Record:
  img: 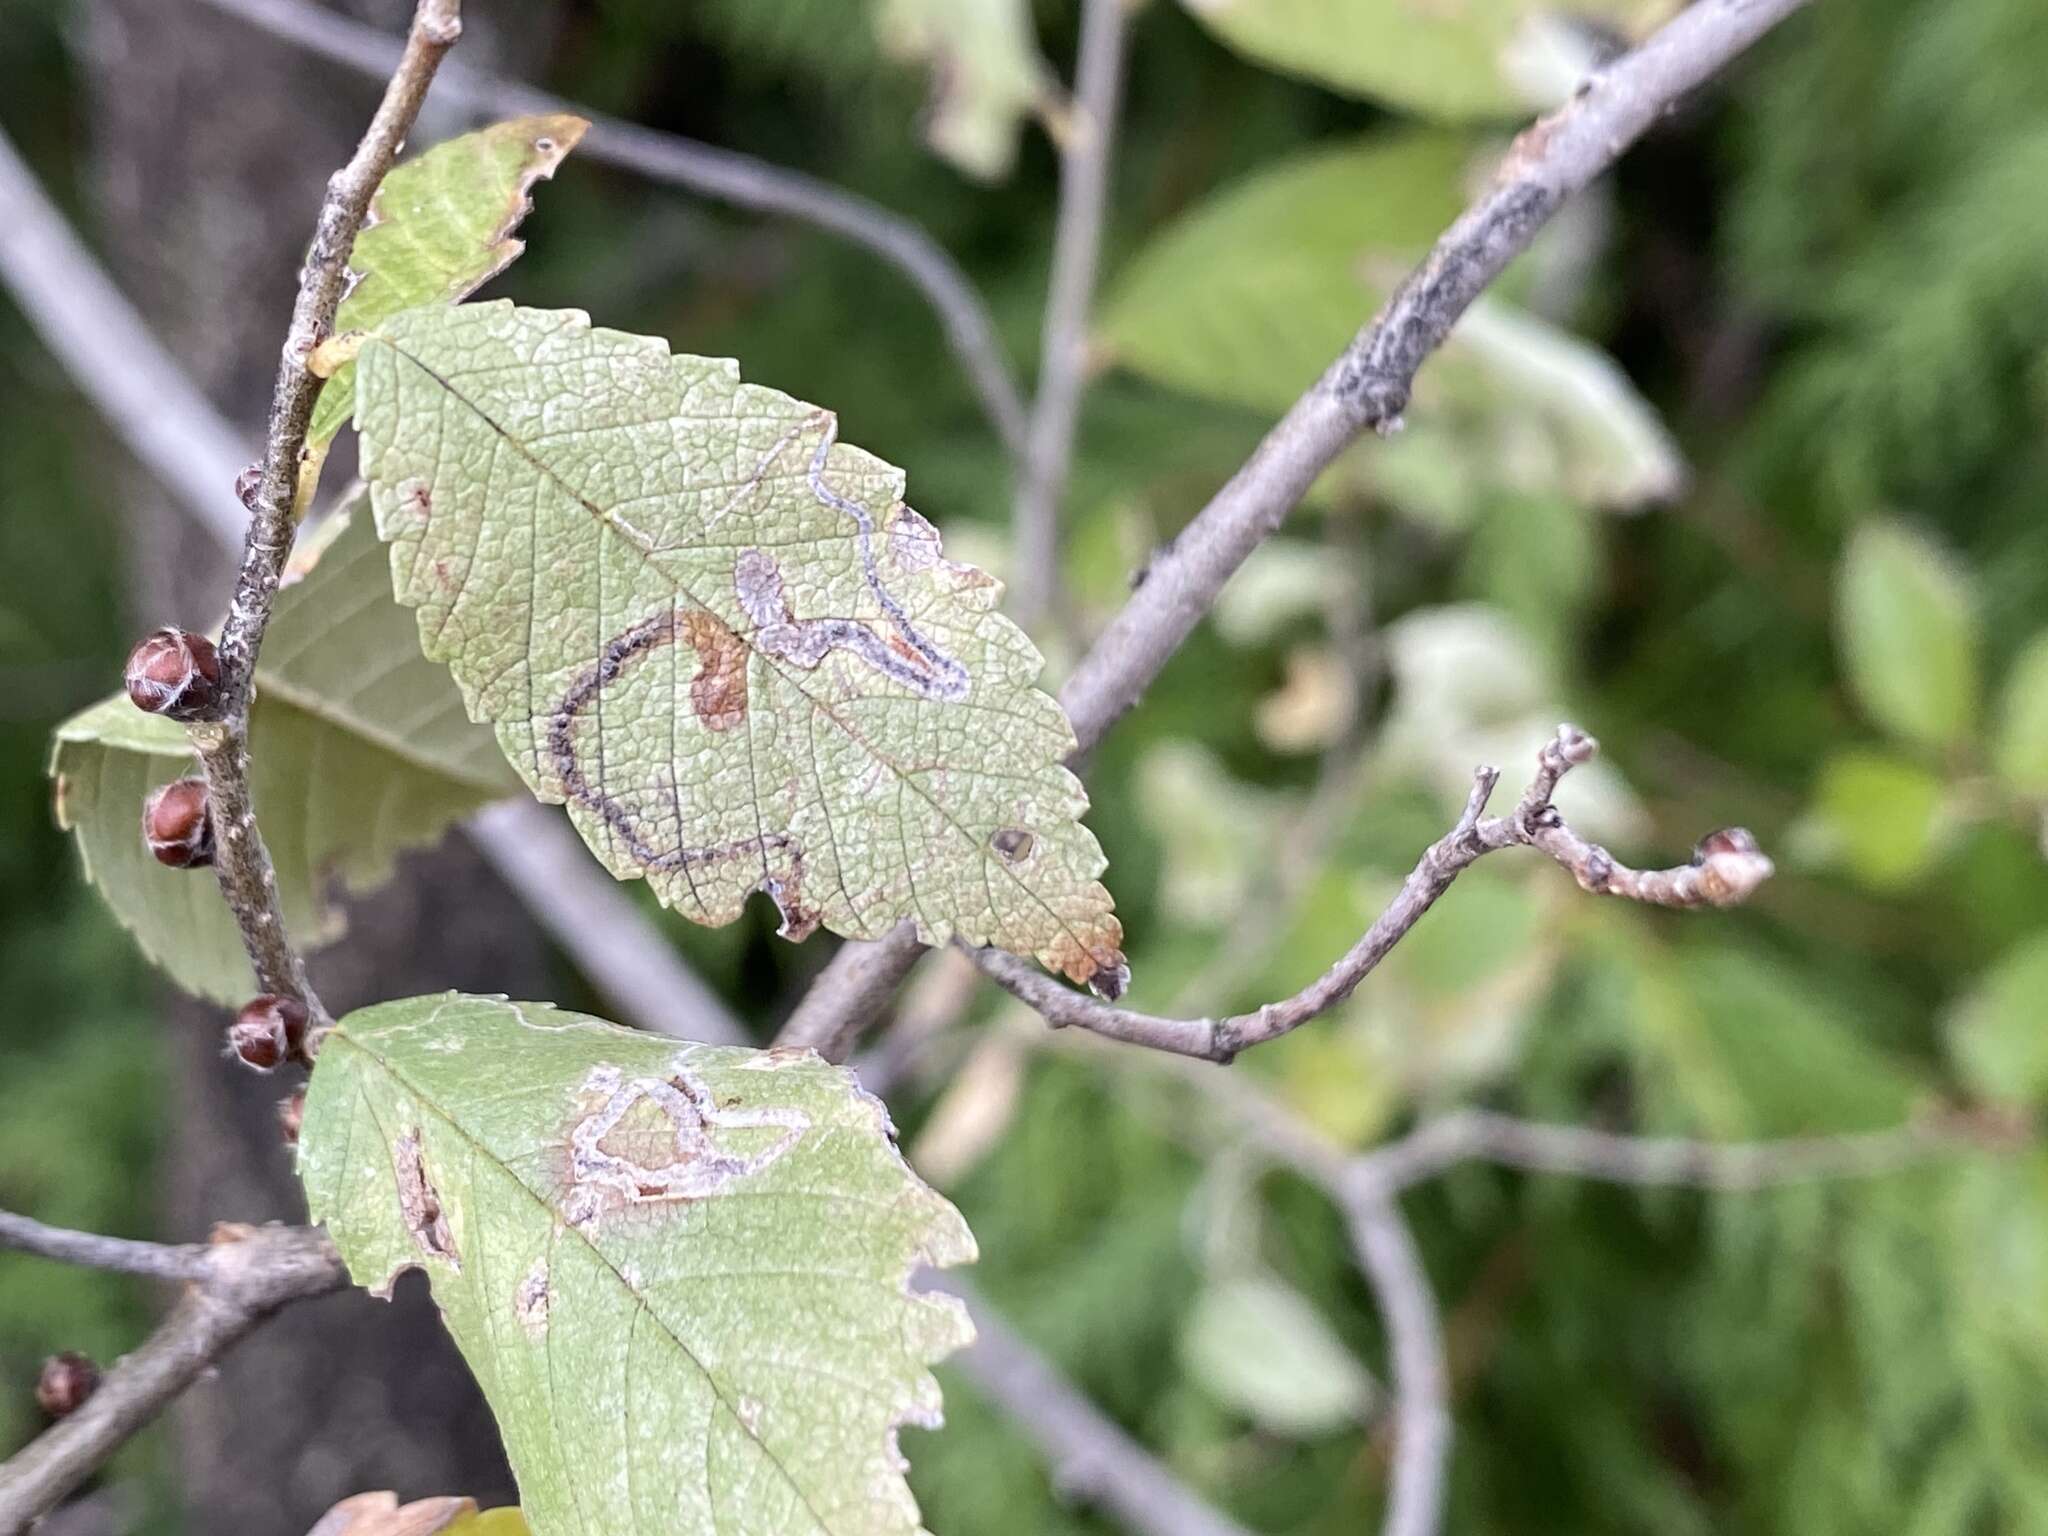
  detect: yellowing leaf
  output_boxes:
[306,115,587,453]
[299,994,974,1536]
[50,507,519,1002]
[305,1493,515,1536]
[1176,0,1679,121]
[1836,520,1980,752]
[352,301,1127,993]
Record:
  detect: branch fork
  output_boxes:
[979,725,1775,1064]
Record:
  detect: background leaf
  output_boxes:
[49,508,518,1002]
[1798,750,1950,891]
[299,993,974,1536]
[875,0,1053,180]
[1179,1269,1375,1436]
[306,115,588,453]
[1098,133,1682,517]
[1836,520,1980,752]
[353,300,1126,991]
[1172,0,1678,122]
[1994,630,2048,796]
[1946,933,2048,1105]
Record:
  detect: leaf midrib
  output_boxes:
[373,325,1107,963]
[329,1026,848,1536]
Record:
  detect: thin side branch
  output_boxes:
[189,0,464,1020]
[931,1275,1256,1536]
[975,726,1775,1062]
[0,133,254,545]
[191,0,1030,457]
[1339,1192,1450,1536]
[0,1213,210,1284]
[0,1224,345,1534]
[467,801,747,1045]
[780,0,1812,1058]
[1347,1107,2016,1200]
[1011,0,1130,626]
[777,921,925,1060]
[1054,0,1811,751]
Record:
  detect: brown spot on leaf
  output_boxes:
[560,1067,808,1230]
[763,844,818,941]
[392,1131,459,1277]
[1045,922,1130,1002]
[680,607,748,731]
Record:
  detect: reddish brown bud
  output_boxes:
[35,1352,100,1419]
[142,777,215,868]
[257,994,310,1054]
[277,1090,307,1147]
[227,994,307,1072]
[124,627,221,721]
[235,463,264,511]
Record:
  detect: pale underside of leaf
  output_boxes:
[304,114,588,477]
[299,994,974,1536]
[50,506,518,1002]
[352,300,1126,992]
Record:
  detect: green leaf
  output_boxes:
[1994,630,2048,797]
[1799,750,1950,891]
[1136,744,1290,928]
[352,300,1127,993]
[1173,0,1677,123]
[1668,946,1921,1136]
[50,507,519,1002]
[1180,1270,1375,1436]
[1836,520,1980,751]
[1947,933,2048,1105]
[307,115,588,453]
[876,0,1052,180]
[299,993,974,1536]
[1099,133,1682,514]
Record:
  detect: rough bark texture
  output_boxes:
[78,0,561,1525]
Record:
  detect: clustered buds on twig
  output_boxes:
[226,994,311,1072]
[142,777,216,869]
[278,1089,307,1147]
[35,1351,100,1419]
[123,627,221,721]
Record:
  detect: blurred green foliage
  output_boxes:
[6,0,2048,1531]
